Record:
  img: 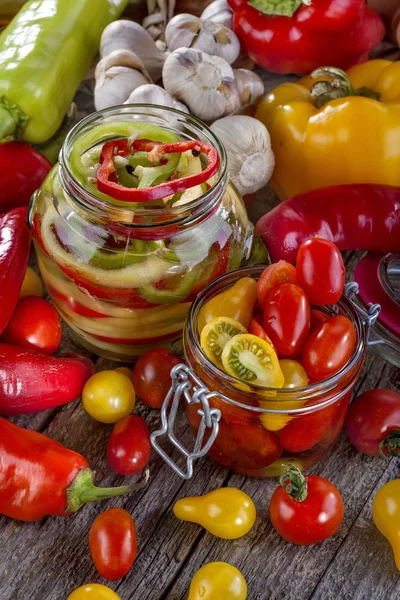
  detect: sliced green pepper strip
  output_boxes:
[147,240,180,263]
[136,153,181,189]
[138,265,202,304]
[89,239,149,270]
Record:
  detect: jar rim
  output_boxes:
[185,266,366,413]
[60,104,228,226]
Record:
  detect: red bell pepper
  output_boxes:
[255,184,400,264]
[228,0,385,74]
[0,142,52,213]
[0,416,148,521]
[0,343,95,415]
[0,206,31,334]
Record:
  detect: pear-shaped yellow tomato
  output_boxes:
[198,277,257,334]
[67,584,121,599]
[174,487,256,539]
[19,266,44,298]
[372,479,400,570]
[188,562,247,600]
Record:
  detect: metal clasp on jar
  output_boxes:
[150,364,221,480]
[344,282,381,339]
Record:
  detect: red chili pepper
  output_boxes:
[0,206,31,334]
[0,343,95,415]
[0,416,148,521]
[96,139,219,202]
[255,184,400,264]
[228,0,384,74]
[0,142,52,213]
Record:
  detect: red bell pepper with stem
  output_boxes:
[0,343,95,415]
[255,184,400,264]
[228,0,384,74]
[0,206,31,334]
[0,417,149,521]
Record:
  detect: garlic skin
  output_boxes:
[124,84,189,113]
[234,69,264,108]
[165,14,240,65]
[94,50,151,110]
[163,48,240,121]
[201,0,234,29]
[211,116,275,195]
[99,20,166,81]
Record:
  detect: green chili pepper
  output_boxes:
[0,0,128,144]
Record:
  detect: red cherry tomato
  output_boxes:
[296,238,345,306]
[0,142,52,213]
[345,388,400,457]
[263,283,310,358]
[310,308,330,332]
[132,348,182,409]
[302,315,356,381]
[1,296,61,354]
[89,508,137,581]
[107,415,151,475]
[270,468,344,545]
[257,261,298,308]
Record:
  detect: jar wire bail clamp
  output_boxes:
[344,281,381,341]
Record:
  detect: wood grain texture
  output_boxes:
[1,66,400,600]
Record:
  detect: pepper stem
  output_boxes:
[310,67,380,109]
[247,0,311,18]
[379,430,400,460]
[244,234,271,267]
[66,467,150,513]
[0,96,28,141]
[279,465,308,502]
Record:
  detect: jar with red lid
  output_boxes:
[151,266,380,479]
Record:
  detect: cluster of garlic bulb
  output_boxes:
[95,0,264,122]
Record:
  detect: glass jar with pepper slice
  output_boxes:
[151,266,378,478]
[29,106,254,360]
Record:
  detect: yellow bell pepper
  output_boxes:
[372,478,400,570]
[255,60,400,200]
[189,562,247,600]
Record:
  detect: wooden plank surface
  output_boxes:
[1,67,400,600]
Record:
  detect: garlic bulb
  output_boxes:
[211,116,275,195]
[165,14,240,65]
[124,84,189,113]
[163,48,240,121]
[94,50,151,110]
[99,20,166,81]
[201,0,234,29]
[234,69,264,108]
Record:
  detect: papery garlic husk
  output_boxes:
[211,116,275,195]
[201,0,234,29]
[165,14,240,65]
[94,50,151,111]
[125,84,189,113]
[99,20,166,81]
[234,69,264,108]
[163,48,240,121]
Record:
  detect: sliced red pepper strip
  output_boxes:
[97,139,219,202]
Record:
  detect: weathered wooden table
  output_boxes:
[1,68,399,600]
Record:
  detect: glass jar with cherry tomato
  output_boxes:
[152,267,373,478]
[29,106,254,360]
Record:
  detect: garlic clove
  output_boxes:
[233,69,264,108]
[99,20,167,81]
[210,115,275,196]
[201,0,234,29]
[165,13,240,64]
[124,84,189,113]
[94,66,151,111]
[95,49,152,82]
[163,48,240,122]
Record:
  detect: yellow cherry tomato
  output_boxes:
[82,370,136,424]
[200,317,247,369]
[198,277,257,334]
[279,359,308,388]
[174,487,256,539]
[67,583,121,600]
[115,366,132,378]
[19,266,44,298]
[372,479,400,570]
[222,334,284,388]
[189,562,247,600]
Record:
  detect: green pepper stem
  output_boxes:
[0,96,28,141]
[379,430,400,460]
[247,0,311,18]
[244,234,271,268]
[279,465,308,502]
[66,467,150,513]
[310,67,380,109]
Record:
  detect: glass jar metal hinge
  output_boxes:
[344,281,381,341]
